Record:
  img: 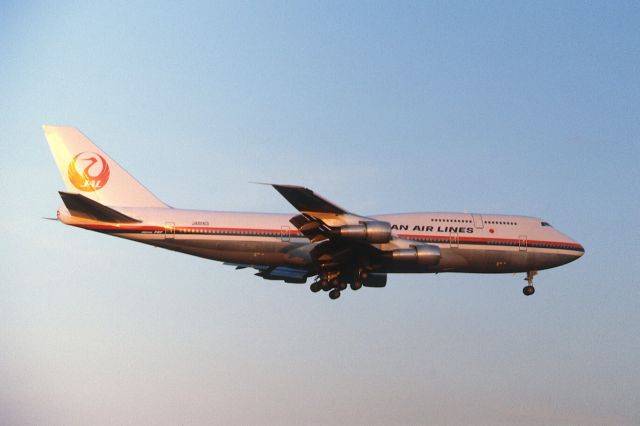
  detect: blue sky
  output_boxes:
[1,1,639,424]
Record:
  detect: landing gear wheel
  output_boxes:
[329,289,341,300]
[338,281,347,291]
[350,281,362,291]
[523,271,537,296]
[319,279,330,290]
[310,282,321,293]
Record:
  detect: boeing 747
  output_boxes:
[44,126,584,300]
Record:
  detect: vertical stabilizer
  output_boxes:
[43,125,168,208]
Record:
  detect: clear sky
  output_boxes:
[1,1,639,425]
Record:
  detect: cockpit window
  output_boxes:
[541,221,552,227]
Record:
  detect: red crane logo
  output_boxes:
[68,152,110,192]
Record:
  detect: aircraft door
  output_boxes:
[472,214,484,229]
[518,235,527,251]
[449,231,459,248]
[281,225,290,242]
[164,222,175,240]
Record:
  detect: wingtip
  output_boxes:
[250,182,307,191]
[271,183,307,190]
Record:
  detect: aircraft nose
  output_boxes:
[570,239,585,258]
[559,230,584,261]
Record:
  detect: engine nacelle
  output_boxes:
[388,245,441,266]
[363,273,387,288]
[336,221,392,244]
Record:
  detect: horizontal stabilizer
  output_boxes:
[59,191,141,223]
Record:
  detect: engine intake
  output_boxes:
[336,221,392,244]
[388,245,441,266]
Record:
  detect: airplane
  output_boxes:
[43,125,585,300]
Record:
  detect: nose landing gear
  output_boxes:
[523,271,537,296]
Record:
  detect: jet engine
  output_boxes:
[335,221,392,244]
[388,244,441,266]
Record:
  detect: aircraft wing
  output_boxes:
[272,184,349,215]
[272,185,397,271]
[272,184,371,244]
[271,184,441,279]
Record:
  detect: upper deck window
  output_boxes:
[541,221,552,227]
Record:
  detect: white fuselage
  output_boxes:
[43,125,585,298]
[58,207,584,275]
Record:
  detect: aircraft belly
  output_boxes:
[111,233,578,275]
[434,247,579,273]
[131,236,312,267]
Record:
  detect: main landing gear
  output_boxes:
[523,271,537,296]
[310,269,367,300]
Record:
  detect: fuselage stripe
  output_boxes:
[76,224,585,253]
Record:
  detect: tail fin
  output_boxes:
[43,125,168,208]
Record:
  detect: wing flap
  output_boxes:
[224,263,310,284]
[255,266,309,283]
[289,214,329,243]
